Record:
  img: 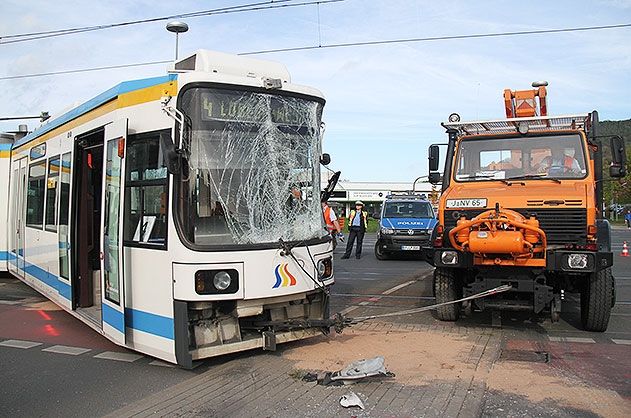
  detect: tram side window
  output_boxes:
[45,156,60,232]
[123,130,169,248]
[26,160,46,229]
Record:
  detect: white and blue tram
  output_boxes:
[0,50,334,367]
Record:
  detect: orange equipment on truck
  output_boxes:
[426,82,627,331]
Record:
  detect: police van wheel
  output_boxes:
[374,243,389,260]
[434,268,461,321]
[580,267,613,332]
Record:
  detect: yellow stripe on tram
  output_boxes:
[13,80,178,154]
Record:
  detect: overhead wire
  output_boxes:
[240,22,631,55]
[0,22,629,81]
[0,0,344,45]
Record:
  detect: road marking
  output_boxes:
[0,339,43,349]
[338,273,432,316]
[42,345,91,356]
[149,360,176,367]
[94,351,144,362]
[383,280,418,295]
[612,339,631,345]
[548,336,596,343]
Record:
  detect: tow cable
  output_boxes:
[345,284,513,326]
[250,285,513,334]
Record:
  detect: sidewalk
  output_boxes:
[106,322,631,417]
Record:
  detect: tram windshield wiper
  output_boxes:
[506,173,562,183]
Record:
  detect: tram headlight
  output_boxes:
[317,257,333,281]
[213,271,232,290]
[195,269,239,294]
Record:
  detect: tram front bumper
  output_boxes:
[191,327,321,360]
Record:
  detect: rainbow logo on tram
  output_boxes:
[273,263,297,288]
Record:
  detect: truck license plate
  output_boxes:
[401,245,420,251]
[446,198,487,208]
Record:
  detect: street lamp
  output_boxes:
[0,111,50,122]
[166,21,189,60]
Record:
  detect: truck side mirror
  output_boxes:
[609,135,627,178]
[429,172,441,184]
[320,153,331,166]
[428,145,440,172]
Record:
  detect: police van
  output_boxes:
[374,194,437,259]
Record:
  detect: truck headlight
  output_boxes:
[317,257,333,281]
[441,251,458,265]
[381,227,395,235]
[567,254,588,269]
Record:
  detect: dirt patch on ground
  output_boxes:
[487,361,631,418]
[282,328,477,385]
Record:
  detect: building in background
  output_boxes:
[321,178,436,219]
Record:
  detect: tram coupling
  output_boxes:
[246,312,352,337]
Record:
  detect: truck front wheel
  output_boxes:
[580,267,613,332]
[434,268,462,321]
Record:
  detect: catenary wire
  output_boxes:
[0,22,629,81]
[0,1,344,45]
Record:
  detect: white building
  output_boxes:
[321,175,435,218]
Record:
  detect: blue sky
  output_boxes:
[1,0,630,182]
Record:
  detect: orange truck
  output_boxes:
[427,82,627,331]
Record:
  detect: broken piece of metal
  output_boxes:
[340,392,365,409]
[330,356,394,384]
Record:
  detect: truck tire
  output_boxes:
[374,242,389,260]
[434,268,461,321]
[580,267,613,332]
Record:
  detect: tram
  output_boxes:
[0,50,335,367]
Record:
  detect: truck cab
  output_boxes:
[427,82,627,331]
[374,194,437,260]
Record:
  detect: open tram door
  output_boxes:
[99,119,128,344]
[9,157,27,278]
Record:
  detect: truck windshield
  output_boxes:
[454,134,587,182]
[176,87,325,246]
[383,201,433,218]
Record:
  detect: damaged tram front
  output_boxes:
[3,50,334,369]
[167,52,334,366]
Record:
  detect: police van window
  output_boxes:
[123,130,169,248]
[384,201,432,218]
[45,156,60,232]
[26,160,46,229]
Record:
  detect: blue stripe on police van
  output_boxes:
[102,303,125,334]
[0,251,7,261]
[125,308,174,340]
[13,74,178,149]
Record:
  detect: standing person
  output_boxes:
[625,210,631,229]
[342,201,368,259]
[322,201,343,248]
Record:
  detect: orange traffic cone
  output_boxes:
[621,241,629,257]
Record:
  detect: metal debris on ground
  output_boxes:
[340,392,365,410]
[314,356,395,386]
[331,355,394,384]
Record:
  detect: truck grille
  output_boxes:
[444,208,587,245]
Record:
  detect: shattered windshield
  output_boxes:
[454,134,588,182]
[177,87,325,246]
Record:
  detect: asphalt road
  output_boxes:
[1,229,629,417]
